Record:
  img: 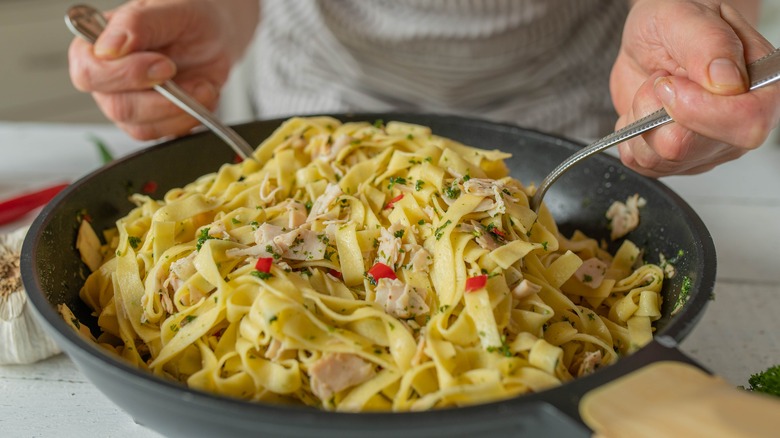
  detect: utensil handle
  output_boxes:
[580,361,780,437]
[531,47,780,212]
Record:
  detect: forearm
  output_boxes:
[628,0,761,24]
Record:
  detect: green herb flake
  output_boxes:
[196,228,215,251]
[415,180,425,191]
[128,236,142,249]
[388,176,407,190]
[251,271,273,280]
[434,220,452,240]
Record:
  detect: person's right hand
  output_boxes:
[69,0,259,140]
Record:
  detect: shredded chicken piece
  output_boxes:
[460,221,501,250]
[307,183,342,222]
[258,172,280,205]
[286,200,308,229]
[511,279,541,300]
[227,224,283,258]
[462,178,517,217]
[658,253,677,279]
[208,220,231,240]
[376,223,404,268]
[606,194,646,240]
[273,228,327,261]
[574,257,609,288]
[313,134,352,161]
[264,338,295,361]
[403,243,431,273]
[373,278,429,319]
[572,350,603,377]
[163,252,197,294]
[423,205,436,221]
[309,352,376,401]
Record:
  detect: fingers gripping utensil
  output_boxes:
[530,47,780,212]
[65,4,255,160]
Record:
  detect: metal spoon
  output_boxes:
[529,47,780,212]
[65,4,255,159]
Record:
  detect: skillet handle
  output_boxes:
[576,337,780,437]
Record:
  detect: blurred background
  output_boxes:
[1,0,779,126]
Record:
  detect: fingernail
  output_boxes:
[94,31,128,58]
[708,58,744,90]
[147,60,176,82]
[654,77,675,106]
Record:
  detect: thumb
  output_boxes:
[658,3,750,96]
[94,2,189,59]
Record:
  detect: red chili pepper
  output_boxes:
[491,228,506,238]
[327,269,343,279]
[141,180,158,194]
[465,275,488,293]
[0,183,69,225]
[384,194,404,210]
[233,154,244,164]
[367,262,397,283]
[255,257,273,273]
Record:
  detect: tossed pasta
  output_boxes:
[67,117,663,411]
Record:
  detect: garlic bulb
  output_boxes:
[0,226,61,364]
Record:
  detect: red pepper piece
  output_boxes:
[465,275,488,293]
[327,269,343,279]
[384,194,404,210]
[0,183,69,225]
[141,180,158,194]
[255,257,273,273]
[367,262,397,283]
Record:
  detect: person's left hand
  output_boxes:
[610,0,779,177]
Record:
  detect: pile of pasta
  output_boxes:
[71,117,664,411]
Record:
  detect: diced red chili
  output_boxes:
[367,262,397,283]
[465,275,488,293]
[141,180,158,194]
[327,269,343,279]
[384,194,404,210]
[0,182,69,225]
[255,257,273,273]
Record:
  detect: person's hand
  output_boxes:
[610,0,779,177]
[68,0,259,140]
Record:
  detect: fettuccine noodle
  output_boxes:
[70,117,663,411]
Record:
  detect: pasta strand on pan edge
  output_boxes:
[63,117,663,411]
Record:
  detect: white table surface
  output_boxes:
[1,122,778,437]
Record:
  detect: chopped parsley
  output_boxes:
[418,219,425,225]
[434,220,452,240]
[394,229,405,239]
[671,276,692,315]
[196,228,215,251]
[388,176,407,190]
[231,217,241,225]
[415,180,425,191]
[443,184,461,199]
[251,271,273,280]
[128,236,141,249]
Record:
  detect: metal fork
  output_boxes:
[529,47,780,212]
[65,4,255,159]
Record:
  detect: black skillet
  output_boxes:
[21,113,715,437]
